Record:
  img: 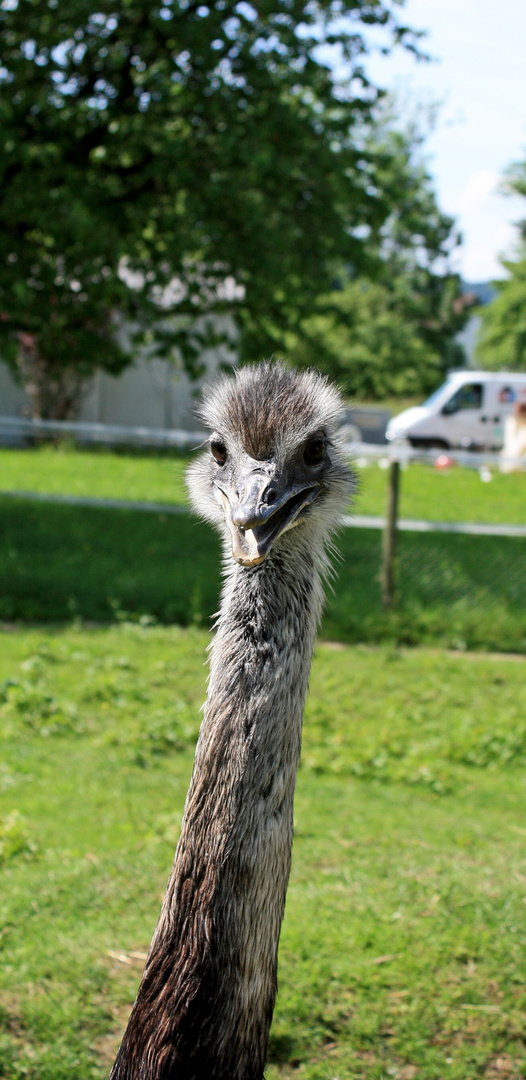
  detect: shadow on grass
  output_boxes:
[0,497,220,626]
[1,498,525,651]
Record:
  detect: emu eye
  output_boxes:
[211,439,227,465]
[303,438,326,468]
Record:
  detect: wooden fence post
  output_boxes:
[381,459,400,609]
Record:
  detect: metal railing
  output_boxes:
[2,414,525,470]
[0,415,205,449]
[342,438,526,472]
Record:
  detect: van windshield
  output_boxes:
[423,383,451,409]
[442,383,483,414]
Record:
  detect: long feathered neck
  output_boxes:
[110,543,324,1080]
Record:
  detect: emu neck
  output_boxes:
[110,550,323,1080]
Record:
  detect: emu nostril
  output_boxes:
[267,490,276,505]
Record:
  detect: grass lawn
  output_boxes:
[355,461,526,526]
[1,624,525,1079]
[1,444,525,525]
[0,445,189,507]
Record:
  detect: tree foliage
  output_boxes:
[475,159,526,372]
[287,278,443,399]
[475,255,526,371]
[0,0,460,417]
[288,118,466,399]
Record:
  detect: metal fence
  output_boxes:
[0,414,204,449]
[340,442,526,612]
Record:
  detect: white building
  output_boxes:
[0,312,237,440]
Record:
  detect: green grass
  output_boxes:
[1,444,525,525]
[355,461,526,526]
[0,497,220,626]
[1,624,525,1079]
[0,445,190,506]
[1,496,525,652]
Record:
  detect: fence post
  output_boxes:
[381,459,400,609]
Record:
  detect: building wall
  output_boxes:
[0,361,28,417]
[0,313,237,433]
[456,314,483,367]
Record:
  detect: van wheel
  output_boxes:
[409,438,450,450]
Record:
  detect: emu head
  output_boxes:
[187,363,354,568]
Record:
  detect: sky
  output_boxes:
[363,0,526,282]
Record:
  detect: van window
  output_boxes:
[498,386,516,404]
[442,383,483,415]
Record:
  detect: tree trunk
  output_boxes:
[16,332,86,420]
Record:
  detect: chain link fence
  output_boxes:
[0,426,525,651]
[322,444,526,652]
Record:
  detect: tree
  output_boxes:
[475,255,526,371]
[0,0,429,417]
[475,159,526,372]
[371,124,466,377]
[287,278,444,399]
[288,116,466,398]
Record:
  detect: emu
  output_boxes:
[110,362,354,1080]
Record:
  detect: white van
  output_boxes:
[385,371,526,450]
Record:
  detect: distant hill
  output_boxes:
[461,280,497,306]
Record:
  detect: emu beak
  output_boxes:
[218,471,320,568]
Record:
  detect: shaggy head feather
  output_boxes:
[187,362,354,568]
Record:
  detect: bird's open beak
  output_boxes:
[218,472,320,567]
